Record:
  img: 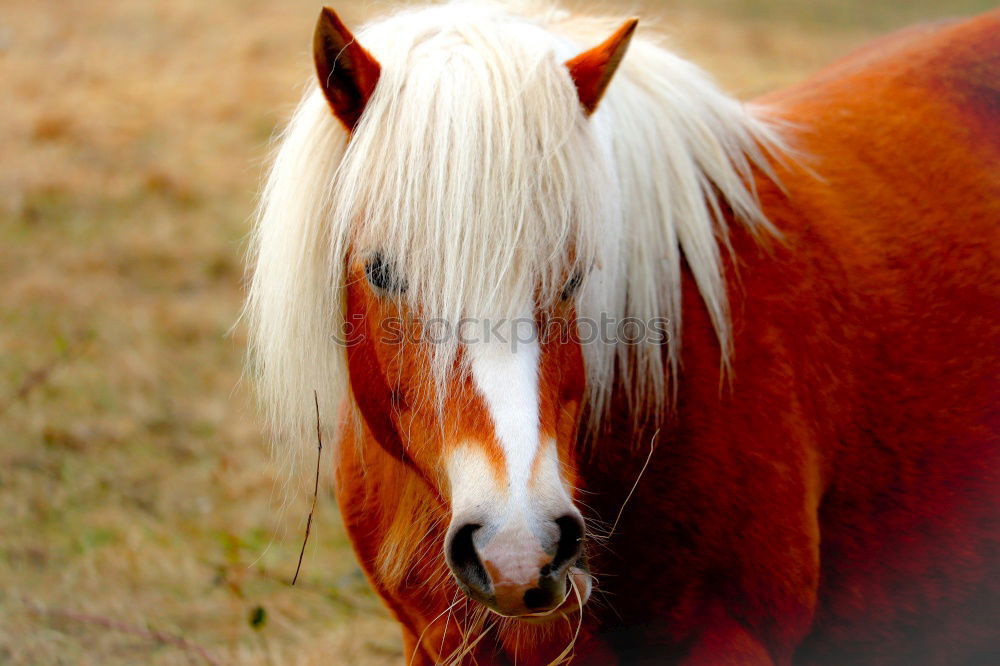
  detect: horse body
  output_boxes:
[248,4,999,664]
[580,16,1000,664]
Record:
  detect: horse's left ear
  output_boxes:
[314,7,381,132]
[565,18,639,115]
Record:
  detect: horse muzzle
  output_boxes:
[445,512,589,618]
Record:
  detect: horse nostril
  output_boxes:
[447,523,490,597]
[523,586,552,610]
[550,514,585,574]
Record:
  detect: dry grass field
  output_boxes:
[1,1,993,664]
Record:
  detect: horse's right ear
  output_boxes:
[313,7,381,133]
[565,18,638,115]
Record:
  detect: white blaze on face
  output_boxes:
[466,321,541,497]
[443,315,590,606]
[446,314,574,538]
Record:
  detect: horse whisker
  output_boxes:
[408,599,462,666]
[545,574,586,666]
[608,430,659,538]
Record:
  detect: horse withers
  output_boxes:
[246,3,999,664]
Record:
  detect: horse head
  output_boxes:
[314,7,636,619]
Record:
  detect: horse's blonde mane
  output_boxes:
[246,0,782,478]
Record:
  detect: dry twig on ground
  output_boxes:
[292,390,324,585]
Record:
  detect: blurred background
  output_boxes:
[1,1,994,664]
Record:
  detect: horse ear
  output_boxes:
[313,7,382,132]
[564,19,639,115]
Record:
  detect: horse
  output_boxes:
[245,2,1000,664]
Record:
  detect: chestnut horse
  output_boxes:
[246,3,999,664]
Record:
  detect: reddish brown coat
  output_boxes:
[336,12,999,665]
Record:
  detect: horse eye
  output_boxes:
[364,253,407,294]
[561,270,584,301]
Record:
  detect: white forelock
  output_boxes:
[245,0,783,477]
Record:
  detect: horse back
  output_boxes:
[756,8,1000,435]
[763,10,1000,129]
